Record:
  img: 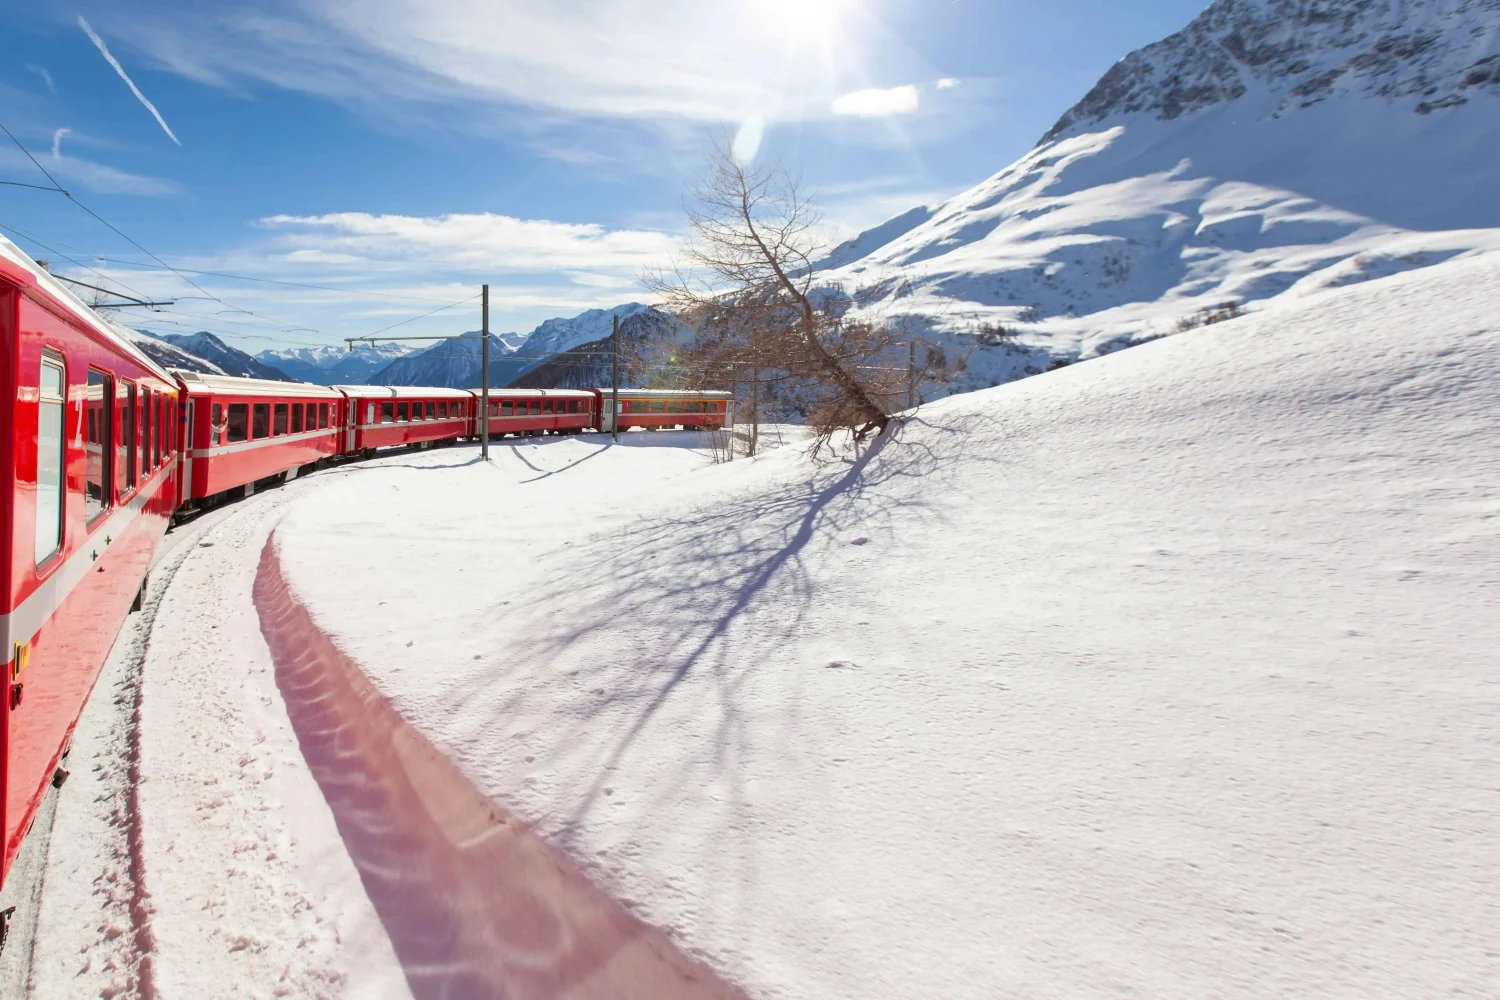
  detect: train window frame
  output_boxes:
[542,399,554,414]
[252,402,270,439]
[291,403,304,434]
[380,401,393,423]
[36,353,67,565]
[426,401,435,420]
[319,403,329,429]
[529,400,541,415]
[212,403,225,445]
[117,381,136,494]
[141,390,153,473]
[396,401,408,422]
[84,369,112,523]
[668,399,684,413]
[500,400,513,416]
[649,399,666,413]
[227,403,248,442]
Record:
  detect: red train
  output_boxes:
[0,239,735,934]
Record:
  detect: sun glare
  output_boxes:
[754,0,855,36]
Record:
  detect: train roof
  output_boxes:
[174,370,344,398]
[336,384,476,399]
[594,388,736,398]
[470,387,595,398]
[0,235,175,384]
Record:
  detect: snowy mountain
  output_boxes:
[827,0,1500,390]
[364,305,676,388]
[256,343,415,385]
[362,332,519,388]
[508,306,693,389]
[153,331,293,380]
[123,328,229,376]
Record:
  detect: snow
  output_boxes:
[230,251,1495,998]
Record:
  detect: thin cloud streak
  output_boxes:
[27,64,56,93]
[51,128,71,158]
[77,16,183,146]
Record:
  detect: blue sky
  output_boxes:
[0,0,1209,353]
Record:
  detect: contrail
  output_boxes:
[52,127,71,159]
[77,16,181,146]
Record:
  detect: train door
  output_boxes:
[181,399,195,503]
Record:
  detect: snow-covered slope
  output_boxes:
[828,0,1500,390]
[363,332,517,387]
[517,303,655,361]
[155,332,293,380]
[272,251,1500,999]
[124,329,229,376]
[257,343,415,385]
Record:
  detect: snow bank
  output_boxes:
[274,250,1500,999]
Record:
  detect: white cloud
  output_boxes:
[832,85,920,118]
[732,115,766,165]
[86,0,919,125]
[0,147,177,196]
[936,77,960,89]
[51,127,71,158]
[257,211,677,273]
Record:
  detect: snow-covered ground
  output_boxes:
[28,251,1499,998]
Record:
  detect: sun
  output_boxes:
[753,0,856,36]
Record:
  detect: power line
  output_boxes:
[0,219,468,302]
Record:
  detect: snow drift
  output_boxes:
[275,249,1500,999]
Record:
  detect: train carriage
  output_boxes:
[176,372,346,505]
[593,388,736,433]
[1,241,180,890]
[478,388,595,439]
[338,385,474,456]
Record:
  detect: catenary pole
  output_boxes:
[611,313,620,443]
[481,284,490,461]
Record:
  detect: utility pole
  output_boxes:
[751,366,760,458]
[908,340,916,411]
[481,284,490,461]
[611,313,620,443]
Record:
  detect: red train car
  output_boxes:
[479,389,595,439]
[338,386,474,456]
[177,372,346,506]
[1,243,180,891]
[593,388,736,433]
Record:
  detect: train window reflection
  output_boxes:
[37,356,66,562]
[85,370,111,521]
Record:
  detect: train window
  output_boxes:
[668,400,684,413]
[499,400,512,416]
[212,403,224,445]
[488,400,499,417]
[395,401,407,422]
[649,399,665,413]
[252,403,270,439]
[85,371,112,521]
[528,400,540,415]
[376,401,389,422]
[426,401,436,420]
[568,400,579,414]
[685,401,700,413]
[36,356,66,563]
[542,400,554,414]
[154,393,163,466]
[319,403,329,429]
[291,403,304,434]
[438,401,448,418]
[224,404,246,442]
[118,381,136,493]
[271,403,287,436]
[140,390,152,472]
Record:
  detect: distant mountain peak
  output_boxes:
[1044,0,1500,143]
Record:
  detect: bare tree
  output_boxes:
[647,136,949,453]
